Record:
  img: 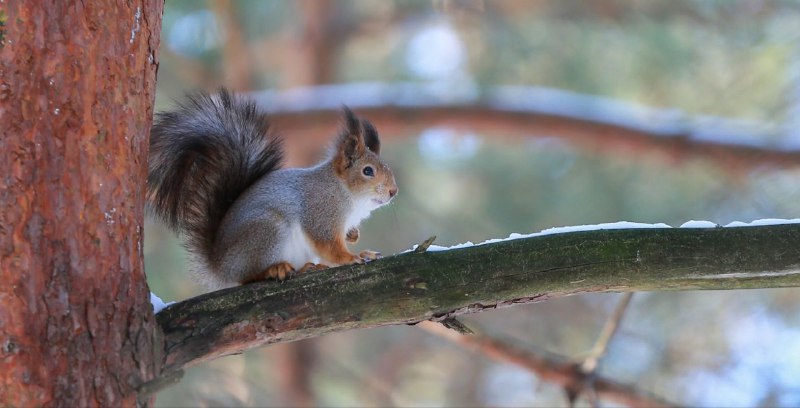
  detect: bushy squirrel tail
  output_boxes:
[147,89,283,261]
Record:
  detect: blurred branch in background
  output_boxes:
[208,0,253,91]
[418,320,668,408]
[580,293,634,374]
[284,0,337,88]
[273,341,316,407]
[578,292,635,407]
[252,83,800,171]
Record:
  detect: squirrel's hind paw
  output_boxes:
[241,261,295,284]
[266,262,295,281]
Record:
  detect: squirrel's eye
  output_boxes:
[362,166,374,177]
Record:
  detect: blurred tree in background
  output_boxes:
[147,1,800,406]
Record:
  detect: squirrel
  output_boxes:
[147,89,398,288]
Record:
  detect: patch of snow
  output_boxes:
[724,218,800,227]
[150,292,175,314]
[680,220,719,228]
[533,222,672,236]
[425,242,475,252]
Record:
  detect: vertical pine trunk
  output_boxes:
[0,1,163,405]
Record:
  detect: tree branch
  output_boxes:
[152,224,800,394]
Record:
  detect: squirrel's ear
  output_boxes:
[362,120,380,155]
[343,106,361,138]
[334,107,366,172]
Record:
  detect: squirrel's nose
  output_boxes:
[389,187,398,198]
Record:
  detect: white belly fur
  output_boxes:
[280,222,320,269]
[345,196,376,231]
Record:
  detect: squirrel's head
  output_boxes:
[332,107,398,210]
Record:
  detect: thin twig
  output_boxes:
[576,293,635,407]
[438,317,474,334]
[581,293,635,374]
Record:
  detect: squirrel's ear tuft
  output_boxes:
[334,107,366,173]
[342,106,361,138]
[362,120,380,155]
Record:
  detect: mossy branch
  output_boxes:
[152,225,800,397]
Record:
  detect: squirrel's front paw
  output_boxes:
[298,262,330,273]
[346,227,360,244]
[348,255,366,265]
[359,250,382,261]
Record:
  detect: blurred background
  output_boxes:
[146,1,800,406]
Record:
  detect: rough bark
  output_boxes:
[153,225,800,388]
[0,1,163,406]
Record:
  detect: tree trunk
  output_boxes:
[0,1,163,406]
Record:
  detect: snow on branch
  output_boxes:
[406,218,800,252]
[148,222,800,401]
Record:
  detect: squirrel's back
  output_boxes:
[147,89,283,265]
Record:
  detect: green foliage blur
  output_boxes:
[147,1,800,407]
